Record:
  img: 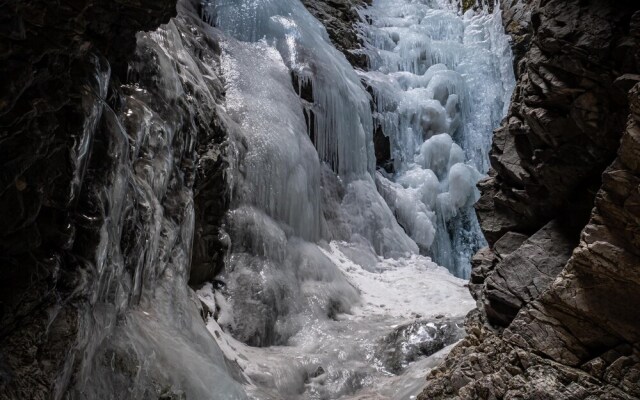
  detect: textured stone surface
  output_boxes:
[300,0,371,69]
[377,318,464,374]
[483,220,576,327]
[420,310,638,400]
[420,1,640,398]
[0,0,239,397]
[507,84,640,368]
[478,0,639,246]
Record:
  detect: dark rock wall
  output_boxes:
[0,0,233,397]
[0,0,175,396]
[420,1,640,398]
[479,0,639,244]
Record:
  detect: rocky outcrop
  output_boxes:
[378,318,465,374]
[482,220,576,327]
[420,82,640,399]
[478,0,639,243]
[300,0,371,69]
[420,1,640,398]
[0,0,176,397]
[0,0,238,397]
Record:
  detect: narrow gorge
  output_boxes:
[0,0,638,399]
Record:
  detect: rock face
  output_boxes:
[300,0,371,69]
[0,0,175,397]
[0,0,236,397]
[419,1,640,398]
[478,0,639,243]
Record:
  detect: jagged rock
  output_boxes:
[493,231,528,258]
[501,0,534,72]
[300,0,371,69]
[478,0,639,240]
[377,318,464,374]
[421,1,640,399]
[505,84,640,371]
[419,310,637,400]
[484,220,576,327]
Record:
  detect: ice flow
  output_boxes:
[188,0,513,398]
[360,0,515,278]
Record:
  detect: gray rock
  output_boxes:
[377,318,464,374]
[493,231,528,258]
[484,220,576,327]
[420,2,640,399]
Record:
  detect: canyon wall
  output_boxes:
[419,0,640,398]
[0,0,242,397]
[0,0,174,396]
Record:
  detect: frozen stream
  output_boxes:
[194,0,513,398]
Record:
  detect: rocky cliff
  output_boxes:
[0,0,175,396]
[0,0,240,397]
[419,0,640,398]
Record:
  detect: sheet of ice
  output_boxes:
[222,38,323,242]
[359,0,515,277]
[217,0,419,261]
[215,0,375,179]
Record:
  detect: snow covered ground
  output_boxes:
[198,242,474,399]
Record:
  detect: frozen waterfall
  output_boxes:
[189,0,514,398]
[49,0,515,396]
[360,0,515,278]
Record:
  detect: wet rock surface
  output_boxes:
[378,318,465,374]
[0,0,239,397]
[0,0,175,397]
[420,1,640,398]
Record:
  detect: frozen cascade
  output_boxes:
[360,0,516,278]
[215,0,376,179]
[180,0,515,397]
[64,0,510,398]
[192,0,498,398]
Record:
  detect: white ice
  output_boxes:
[360,0,515,277]
[215,0,376,179]
[198,242,473,399]
[195,0,511,398]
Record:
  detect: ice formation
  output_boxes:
[360,0,516,277]
[193,0,514,397]
[216,0,375,178]
[199,244,473,399]
[49,0,516,396]
[77,0,512,398]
